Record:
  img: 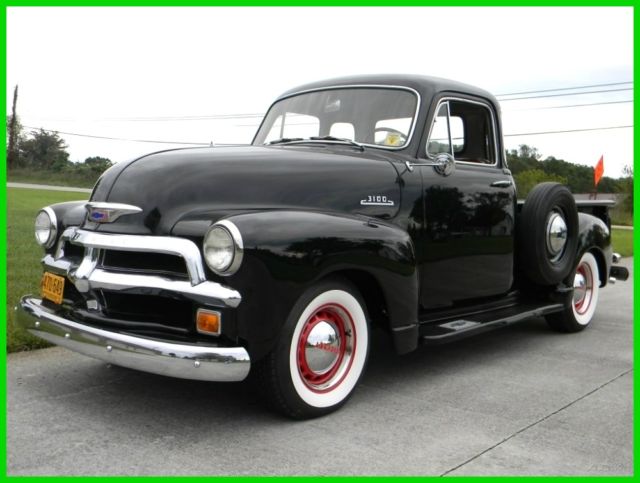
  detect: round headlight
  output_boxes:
[203,220,243,276]
[34,207,57,248]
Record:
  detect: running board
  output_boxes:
[419,302,564,345]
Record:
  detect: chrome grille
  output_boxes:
[42,227,241,310]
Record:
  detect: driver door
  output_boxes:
[417,97,516,309]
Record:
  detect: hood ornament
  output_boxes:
[85,202,142,223]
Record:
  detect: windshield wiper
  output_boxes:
[266,136,365,151]
[309,136,365,151]
[267,137,304,145]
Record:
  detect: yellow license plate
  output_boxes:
[41,272,65,305]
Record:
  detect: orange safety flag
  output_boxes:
[594,155,604,187]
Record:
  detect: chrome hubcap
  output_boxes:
[297,305,355,393]
[573,263,593,315]
[546,211,568,261]
[304,321,341,374]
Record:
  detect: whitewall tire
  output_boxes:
[256,279,369,419]
[546,251,600,332]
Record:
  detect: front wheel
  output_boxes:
[546,251,600,332]
[256,279,369,419]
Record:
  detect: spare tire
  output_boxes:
[518,182,578,285]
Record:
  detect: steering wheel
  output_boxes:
[374,127,407,146]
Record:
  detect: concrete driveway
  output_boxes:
[7,258,633,476]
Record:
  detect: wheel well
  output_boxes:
[326,269,390,331]
[588,248,607,287]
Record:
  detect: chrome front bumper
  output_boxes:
[17,296,251,382]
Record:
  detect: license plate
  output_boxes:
[41,272,65,305]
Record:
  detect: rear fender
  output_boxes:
[575,212,612,287]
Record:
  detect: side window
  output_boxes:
[330,122,355,140]
[450,116,465,153]
[427,99,497,164]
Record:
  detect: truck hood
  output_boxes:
[87,145,402,235]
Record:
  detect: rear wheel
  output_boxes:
[256,279,369,419]
[546,251,600,332]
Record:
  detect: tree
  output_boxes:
[514,169,567,198]
[6,114,24,168]
[19,129,70,170]
[506,144,542,175]
[6,85,20,169]
[83,156,113,173]
[617,165,633,214]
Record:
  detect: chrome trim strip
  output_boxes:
[260,84,422,151]
[59,227,207,285]
[85,202,143,223]
[88,269,242,307]
[42,254,72,275]
[425,96,500,168]
[17,296,250,382]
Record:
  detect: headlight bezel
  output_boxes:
[203,219,244,276]
[34,207,58,249]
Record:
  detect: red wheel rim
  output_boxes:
[296,303,356,393]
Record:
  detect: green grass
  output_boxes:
[611,228,633,257]
[610,205,634,226]
[8,168,97,189]
[7,188,89,352]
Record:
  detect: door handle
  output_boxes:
[490,180,513,188]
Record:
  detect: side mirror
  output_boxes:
[405,152,456,177]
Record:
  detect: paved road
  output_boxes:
[7,182,92,193]
[7,258,633,476]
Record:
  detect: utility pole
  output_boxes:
[7,84,19,169]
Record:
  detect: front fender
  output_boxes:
[220,210,418,360]
[42,201,88,254]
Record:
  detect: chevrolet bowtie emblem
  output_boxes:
[85,202,142,223]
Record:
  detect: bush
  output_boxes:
[514,169,567,198]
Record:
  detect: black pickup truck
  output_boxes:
[18,75,629,419]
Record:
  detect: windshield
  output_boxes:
[253,87,419,149]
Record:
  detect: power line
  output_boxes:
[504,125,633,137]
[498,87,633,102]
[495,81,633,97]
[104,113,265,122]
[504,99,633,111]
[22,82,634,124]
[22,125,210,146]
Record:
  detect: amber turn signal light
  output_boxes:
[196,309,221,336]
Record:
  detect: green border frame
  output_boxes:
[2,2,636,480]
